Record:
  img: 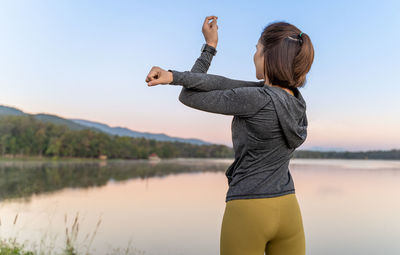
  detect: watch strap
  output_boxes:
[202,43,217,56]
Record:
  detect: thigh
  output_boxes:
[220,199,279,255]
[265,194,306,255]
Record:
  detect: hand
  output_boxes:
[202,15,218,48]
[145,66,173,86]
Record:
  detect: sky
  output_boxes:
[0,0,399,151]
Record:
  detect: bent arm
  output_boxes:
[172,44,268,117]
[174,44,264,91]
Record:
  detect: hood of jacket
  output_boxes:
[262,85,308,149]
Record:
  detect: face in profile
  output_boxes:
[253,38,265,81]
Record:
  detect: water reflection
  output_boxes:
[0,158,231,202]
[0,158,399,255]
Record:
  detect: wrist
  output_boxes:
[207,42,217,49]
[167,70,174,84]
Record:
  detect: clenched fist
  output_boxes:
[145,66,173,86]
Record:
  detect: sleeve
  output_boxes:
[190,45,214,73]
[169,70,264,92]
[175,77,271,117]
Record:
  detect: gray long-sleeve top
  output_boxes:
[168,44,308,202]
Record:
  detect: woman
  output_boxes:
[146,16,314,255]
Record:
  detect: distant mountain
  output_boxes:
[70,118,211,145]
[35,114,99,131]
[0,104,213,146]
[0,105,25,116]
[0,105,100,131]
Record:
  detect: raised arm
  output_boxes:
[173,39,265,92]
[174,43,264,91]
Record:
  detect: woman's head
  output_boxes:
[253,21,314,89]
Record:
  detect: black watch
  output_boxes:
[201,43,217,56]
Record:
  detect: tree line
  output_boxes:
[0,115,234,159]
[293,148,400,160]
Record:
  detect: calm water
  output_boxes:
[0,158,400,255]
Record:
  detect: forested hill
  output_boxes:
[0,115,234,159]
[0,104,212,146]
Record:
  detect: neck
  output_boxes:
[265,82,294,96]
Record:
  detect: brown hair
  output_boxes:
[260,21,314,89]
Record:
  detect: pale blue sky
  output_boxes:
[0,0,399,151]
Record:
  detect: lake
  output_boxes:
[0,158,399,255]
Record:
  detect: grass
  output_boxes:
[0,212,146,255]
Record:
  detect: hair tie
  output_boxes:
[287,33,304,45]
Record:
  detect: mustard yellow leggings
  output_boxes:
[220,193,305,255]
